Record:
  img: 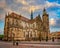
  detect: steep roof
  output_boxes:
[8,12,30,22]
[7,12,42,23]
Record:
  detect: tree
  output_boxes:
[0,35,4,40]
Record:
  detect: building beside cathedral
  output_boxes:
[4,9,50,41]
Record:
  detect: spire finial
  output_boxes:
[38,14,40,18]
[31,10,33,20]
[43,8,46,11]
[43,8,47,14]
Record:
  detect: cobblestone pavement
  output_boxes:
[0,41,60,48]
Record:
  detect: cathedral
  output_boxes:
[4,8,50,41]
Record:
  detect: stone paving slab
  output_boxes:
[0,44,60,48]
[0,41,60,48]
[0,42,60,48]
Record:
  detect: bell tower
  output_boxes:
[42,8,50,41]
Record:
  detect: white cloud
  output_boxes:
[5,8,13,13]
[48,11,57,16]
[20,5,42,13]
[0,0,6,8]
[0,14,5,21]
[14,0,36,6]
[18,1,60,14]
[49,18,56,26]
[5,8,20,15]
[1,0,60,22]
[13,0,45,13]
[48,10,59,21]
[15,0,28,5]
[0,0,6,21]
[45,1,54,7]
[0,29,3,35]
[45,1,60,8]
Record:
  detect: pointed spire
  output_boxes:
[43,8,47,15]
[38,14,41,21]
[43,8,46,12]
[6,12,9,16]
[31,10,33,20]
[38,14,40,18]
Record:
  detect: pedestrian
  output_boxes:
[52,37,54,42]
[16,41,18,46]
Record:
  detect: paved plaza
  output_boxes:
[0,41,60,48]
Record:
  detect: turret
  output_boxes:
[31,10,33,20]
[43,8,47,15]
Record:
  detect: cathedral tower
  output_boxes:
[42,8,50,41]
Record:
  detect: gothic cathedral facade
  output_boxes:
[4,9,50,41]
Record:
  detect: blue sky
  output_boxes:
[0,0,60,34]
